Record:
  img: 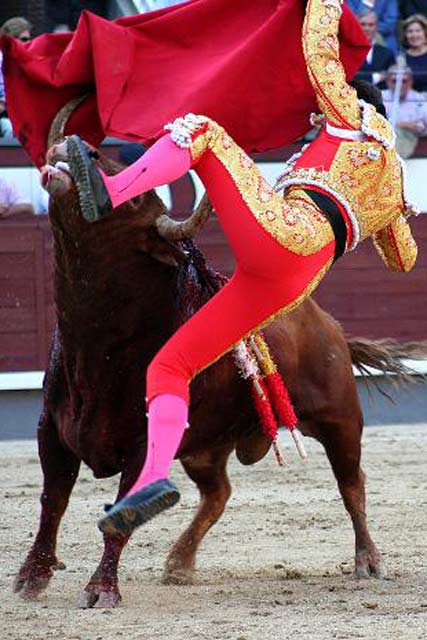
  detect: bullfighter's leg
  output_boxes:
[67,123,194,221]
[68,115,337,537]
[14,412,81,598]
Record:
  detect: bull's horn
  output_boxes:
[47,95,88,148]
[155,192,213,240]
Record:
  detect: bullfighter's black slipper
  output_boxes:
[67,135,113,222]
[97,479,180,538]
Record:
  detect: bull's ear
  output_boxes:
[138,231,188,267]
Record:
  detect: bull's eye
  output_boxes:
[88,149,100,160]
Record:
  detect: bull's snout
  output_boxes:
[43,140,74,197]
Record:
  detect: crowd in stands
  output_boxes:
[0,175,36,218]
[0,17,32,138]
[0,1,427,161]
[348,3,427,156]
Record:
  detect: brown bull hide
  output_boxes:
[15,151,389,607]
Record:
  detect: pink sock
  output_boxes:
[102,134,192,208]
[127,393,188,495]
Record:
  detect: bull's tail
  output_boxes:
[347,337,427,389]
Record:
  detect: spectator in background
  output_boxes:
[0,55,12,137]
[0,17,33,138]
[0,16,32,41]
[356,10,395,86]
[382,65,427,157]
[0,176,35,218]
[45,0,70,31]
[399,1,427,19]
[402,14,427,92]
[346,0,399,52]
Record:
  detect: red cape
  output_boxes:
[0,0,368,167]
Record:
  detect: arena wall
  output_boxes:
[0,140,426,374]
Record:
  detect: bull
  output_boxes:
[13,103,423,607]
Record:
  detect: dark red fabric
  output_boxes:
[0,0,368,167]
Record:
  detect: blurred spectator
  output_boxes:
[0,111,13,137]
[382,65,427,157]
[346,0,399,52]
[0,51,11,136]
[402,14,427,92]
[0,17,32,41]
[52,24,70,34]
[399,1,427,20]
[356,10,395,86]
[0,70,5,113]
[0,17,33,138]
[0,175,35,218]
[45,1,70,31]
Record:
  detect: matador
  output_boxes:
[66,0,419,537]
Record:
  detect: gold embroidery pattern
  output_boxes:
[303,0,361,129]
[373,216,418,272]
[190,126,211,164]
[189,119,334,256]
[303,0,396,152]
[280,140,407,245]
[359,101,396,149]
[186,114,416,269]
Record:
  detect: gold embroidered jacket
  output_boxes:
[277,0,418,272]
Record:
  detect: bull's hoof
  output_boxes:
[14,567,53,599]
[13,551,60,599]
[355,548,387,579]
[98,479,180,539]
[79,585,122,609]
[162,568,195,586]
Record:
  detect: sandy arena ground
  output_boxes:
[1,423,426,640]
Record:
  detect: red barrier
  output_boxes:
[0,143,426,372]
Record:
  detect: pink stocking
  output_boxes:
[102,134,192,208]
[127,393,188,495]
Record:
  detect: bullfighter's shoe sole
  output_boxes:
[67,135,113,222]
[97,479,180,538]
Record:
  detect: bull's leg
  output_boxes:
[80,455,145,608]
[163,447,232,585]
[315,418,386,579]
[14,414,81,599]
[79,534,130,608]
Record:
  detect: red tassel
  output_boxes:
[265,372,298,430]
[250,377,277,441]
